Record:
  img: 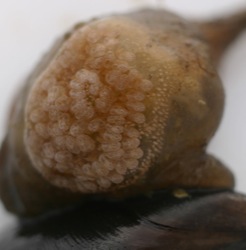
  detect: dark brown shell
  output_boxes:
[1,189,246,250]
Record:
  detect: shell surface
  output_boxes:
[24,10,233,193]
[1,189,246,250]
[0,8,241,216]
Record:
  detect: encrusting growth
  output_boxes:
[25,20,168,193]
[1,8,245,216]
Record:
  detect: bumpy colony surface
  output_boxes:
[24,18,169,193]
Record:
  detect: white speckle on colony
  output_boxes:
[42,143,55,159]
[140,79,153,92]
[88,118,104,132]
[35,123,49,139]
[115,162,127,175]
[65,135,80,154]
[30,109,46,123]
[102,131,122,142]
[128,113,146,124]
[122,138,140,150]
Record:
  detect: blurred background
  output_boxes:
[0,0,245,232]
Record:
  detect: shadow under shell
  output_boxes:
[1,189,246,250]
